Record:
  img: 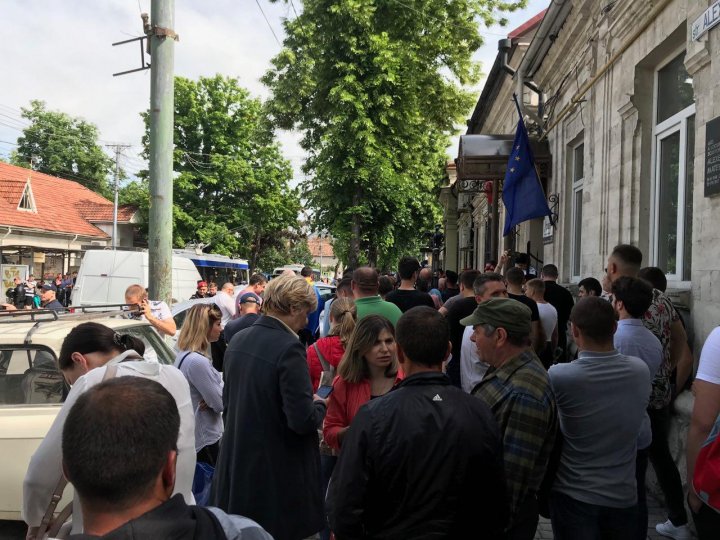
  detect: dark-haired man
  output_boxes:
[465,299,556,539]
[351,267,402,326]
[62,377,271,539]
[578,277,602,298]
[605,244,693,538]
[442,269,481,387]
[611,276,663,540]
[385,257,434,313]
[541,264,574,363]
[548,297,651,540]
[504,267,544,353]
[328,307,507,539]
[235,273,267,311]
[441,270,460,301]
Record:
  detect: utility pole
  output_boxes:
[107,144,131,249]
[147,0,177,305]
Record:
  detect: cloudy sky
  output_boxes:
[0,0,547,183]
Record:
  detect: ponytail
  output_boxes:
[328,297,357,346]
[59,322,144,370]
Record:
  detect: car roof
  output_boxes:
[171,297,218,315]
[0,309,154,354]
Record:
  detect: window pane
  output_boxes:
[573,188,583,276]
[683,116,695,280]
[657,132,680,275]
[573,144,584,182]
[657,53,694,123]
[0,349,64,406]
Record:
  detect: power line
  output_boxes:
[253,0,282,46]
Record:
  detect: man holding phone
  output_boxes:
[124,284,177,337]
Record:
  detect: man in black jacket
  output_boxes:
[62,377,271,540]
[327,306,508,539]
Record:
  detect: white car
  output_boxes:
[0,308,175,521]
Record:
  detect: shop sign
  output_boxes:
[705,116,720,197]
[1,264,29,293]
[692,1,720,41]
[543,216,553,245]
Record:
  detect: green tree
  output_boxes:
[139,75,302,272]
[264,0,524,267]
[11,100,113,197]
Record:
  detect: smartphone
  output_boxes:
[316,385,334,399]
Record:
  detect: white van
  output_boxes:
[71,250,202,306]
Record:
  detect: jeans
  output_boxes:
[635,449,648,540]
[647,406,688,526]
[549,491,638,540]
[691,502,720,540]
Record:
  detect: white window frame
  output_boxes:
[570,143,584,280]
[17,181,37,213]
[650,48,695,285]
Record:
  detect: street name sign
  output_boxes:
[692,1,720,41]
[705,116,720,197]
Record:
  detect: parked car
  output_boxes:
[0,308,175,521]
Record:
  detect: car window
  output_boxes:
[174,309,189,331]
[0,348,65,406]
[119,326,175,365]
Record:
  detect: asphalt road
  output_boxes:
[0,520,24,540]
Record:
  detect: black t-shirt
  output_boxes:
[543,281,574,327]
[441,286,460,302]
[507,292,540,321]
[385,289,435,313]
[445,296,478,387]
[224,313,260,344]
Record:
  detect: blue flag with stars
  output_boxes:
[502,100,551,236]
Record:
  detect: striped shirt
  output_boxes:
[473,349,557,520]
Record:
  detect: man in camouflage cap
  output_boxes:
[462,298,557,540]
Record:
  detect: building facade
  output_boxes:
[442,0,720,350]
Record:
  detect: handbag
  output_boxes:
[34,364,121,539]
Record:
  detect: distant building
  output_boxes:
[306,234,339,278]
[0,162,138,283]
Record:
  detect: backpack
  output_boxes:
[693,411,720,512]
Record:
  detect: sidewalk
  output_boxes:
[534,493,695,539]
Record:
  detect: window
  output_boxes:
[653,51,695,281]
[18,181,37,213]
[570,143,584,278]
[0,348,64,406]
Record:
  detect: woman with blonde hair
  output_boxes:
[323,315,402,451]
[306,297,357,390]
[211,275,328,540]
[175,303,223,466]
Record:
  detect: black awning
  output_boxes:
[455,134,551,192]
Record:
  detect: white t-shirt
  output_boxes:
[697,326,720,385]
[537,302,558,343]
[460,325,489,393]
[22,351,196,532]
[214,290,237,328]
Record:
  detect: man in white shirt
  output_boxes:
[525,279,558,369]
[214,282,237,328]
[124,284,177,337]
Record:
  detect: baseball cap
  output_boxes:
[41,284,55,292]
[460,298,532,335]
[197,281,208,288]
[239,292,261,304]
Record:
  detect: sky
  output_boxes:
[0,0,548,184]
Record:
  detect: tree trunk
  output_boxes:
[349,189,361,269]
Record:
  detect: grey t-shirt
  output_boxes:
[548,350,651,508]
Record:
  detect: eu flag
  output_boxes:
[502,109,551,236]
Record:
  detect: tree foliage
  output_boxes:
[11,100,113,197]
[131,75,303,272]
[264,0,525,267]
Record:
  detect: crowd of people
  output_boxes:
[18,249,720,539]
[3,272,76,312]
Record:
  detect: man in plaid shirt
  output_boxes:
[465,298,557,540]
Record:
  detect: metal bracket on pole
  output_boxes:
[111,35,151,77]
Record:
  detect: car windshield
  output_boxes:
[119,325,175,365]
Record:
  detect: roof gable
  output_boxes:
[0,162,136,238]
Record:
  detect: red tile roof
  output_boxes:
[508,9,548,40]
[0,162,136,238]
[307,236,335,258]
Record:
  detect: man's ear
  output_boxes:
[161,450,177,497]
[496,327,508,347]
[62,460,71,483]
[443,341,452,364]
[396,344,408,367]
[570,322,580,340]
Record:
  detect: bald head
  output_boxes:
[221,282,234,294]
[419,268,432,281]
[352,267,379,297]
